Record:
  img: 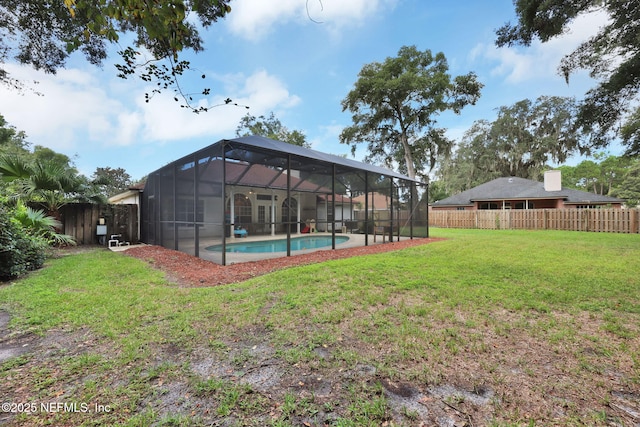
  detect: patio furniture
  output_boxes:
[233,227,248,238]
[344,220,359,234]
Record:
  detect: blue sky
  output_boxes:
[0,0,615,181]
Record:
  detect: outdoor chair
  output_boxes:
[233,226,248,238]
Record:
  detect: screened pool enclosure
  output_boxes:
[140,136,429,265]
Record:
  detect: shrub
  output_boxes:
[0,204,48,280]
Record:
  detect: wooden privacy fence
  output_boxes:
[59,204,138,245]
[429,208,640,234]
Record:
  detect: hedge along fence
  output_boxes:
[429,208,640,234]
[59,204,138,245]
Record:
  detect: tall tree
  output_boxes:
[556,164,580,189]
[340,45,482,180]
[235,112,311,148]
[610,160,640,207]
[32,146,77,172]
[440,96,582,190]
[570,154,631,195]
[91,166,133,198]
[488,96,583,177]
[436,120,503,196]
[427,180,450,204]
[0,0,232,111]
[0,114,30,156]
[574,160,601,194]
[548,153,632,198]
[496,0,640,155]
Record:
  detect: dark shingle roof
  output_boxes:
[226,135,420,182]
[432,177,623,206]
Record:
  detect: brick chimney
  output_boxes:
[544,170,562,192]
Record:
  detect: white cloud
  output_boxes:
[471,8,610,85]
[0,64,126,150]
[309,121,344,153]
[138,69,301,141]
[226,0,398,40]
[0,62,301,151]
[241,70,302,111]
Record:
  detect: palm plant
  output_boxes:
[12,204,76,246]
[0,155,106,220]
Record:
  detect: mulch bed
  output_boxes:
[124,238,444,287]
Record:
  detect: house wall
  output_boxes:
[431,205,472,211]
[316,201,354,232]
[109,193,140,205]
[223,189,358,235]
[433,198,622,210]
[473,199,560,210]
[532,199,563,209]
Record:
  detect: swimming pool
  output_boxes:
[206,235,350,253]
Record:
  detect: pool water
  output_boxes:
[206,235,350,253]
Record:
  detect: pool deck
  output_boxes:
[199,232,409,264]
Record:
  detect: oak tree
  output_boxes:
[0,0,232,111]
[496,0,640,155]
[91,166,133,198]
[437,96,583,194]
[340,45,482,180]
[236,112,311,148]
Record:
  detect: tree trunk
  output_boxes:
[399,132,416,180]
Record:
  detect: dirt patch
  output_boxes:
[0,310,39,364]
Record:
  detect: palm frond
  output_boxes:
[0,155,33,182]
[14,206,76,246]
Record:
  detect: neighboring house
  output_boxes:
[432,170,624,210]
[108,182,145,206]
[352,192,393,213]
[108,182,145,241]
[315,194,355,232]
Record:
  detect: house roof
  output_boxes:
[129,181,146,190]
[108,189,141,204]
[352,192,394,210]
[432,177,624,206]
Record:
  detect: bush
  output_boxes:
[0,205,48,280]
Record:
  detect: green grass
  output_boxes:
[1,228,639,425]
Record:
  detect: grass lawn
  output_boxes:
[0,228,639,426]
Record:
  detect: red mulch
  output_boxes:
[124,238,444,287]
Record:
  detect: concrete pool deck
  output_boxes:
[197,232,410,264]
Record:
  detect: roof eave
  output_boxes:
[469,196,566,202]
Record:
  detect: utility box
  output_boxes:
[96,225,107,236]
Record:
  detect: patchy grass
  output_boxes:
[1,229,639,426]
